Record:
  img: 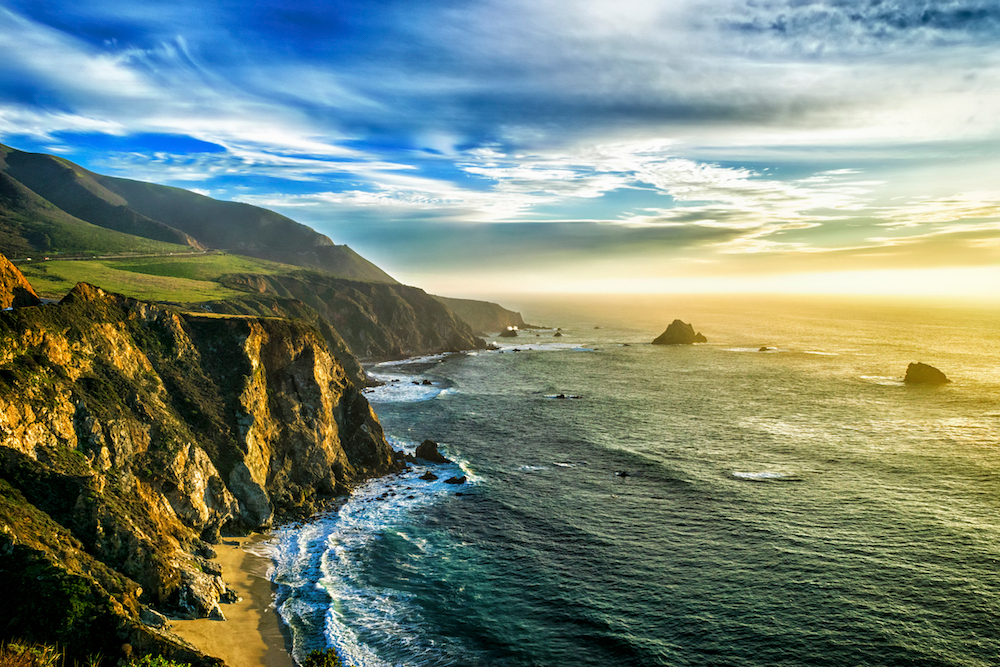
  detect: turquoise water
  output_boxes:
[273,296,1000,666]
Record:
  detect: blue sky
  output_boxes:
[2,0,999,297]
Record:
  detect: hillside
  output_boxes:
[0,256,403,664]
[219,271,487,360]
[19,255,489,384]
[432,295,533,334]
[0,144,396,283]
[0,167,190,258]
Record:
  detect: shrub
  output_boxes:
[0,641,63,667]
[301,649,345,667]
[126,656,191,667]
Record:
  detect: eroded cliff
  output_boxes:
[0,278,401,663]
[218,271,487,360]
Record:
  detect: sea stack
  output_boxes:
[904,362,950,384]
[652,319,707,345]
[415,439,452,463]
[499,326,518,338]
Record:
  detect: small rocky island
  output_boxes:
[652,319,708,345]
[904,362,950,384]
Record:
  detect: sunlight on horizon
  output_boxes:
[405,266,1000,304]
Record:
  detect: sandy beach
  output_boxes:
[171,536,295,667]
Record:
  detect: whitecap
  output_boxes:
[733,471,789,481]
[552,462,575,468]
[491,342,584,353]
[803,350,838,356]
[272,459,476,666]
[372,353,452,368]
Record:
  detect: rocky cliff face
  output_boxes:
[0,277,401,663]
[0,254,40,308]
[431,295,533,334]
[220,272,487,360]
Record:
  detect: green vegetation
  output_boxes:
[18,258,244,302]
[0,642,191,667]
[302,649,346,667]
[0,144,396,283]
[0,641,64,667]
[125,656,191,667]
[108,254,291,281]
[17,252,307,302]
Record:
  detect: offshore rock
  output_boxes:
[652,320,707,345]
[904,362,950,384]
[415,439,451,464]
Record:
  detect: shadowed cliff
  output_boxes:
[218,272,487,361]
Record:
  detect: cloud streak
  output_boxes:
[0,0,998,293]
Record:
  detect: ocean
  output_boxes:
[269,294,1000,667]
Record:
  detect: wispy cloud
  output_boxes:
[1,0,998,292]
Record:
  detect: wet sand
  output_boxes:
[171,536,295,667]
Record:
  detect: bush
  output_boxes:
[126,656,191,667]
[301,649,345,667]
[0,641,63,667]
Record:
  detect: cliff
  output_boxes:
[431,295,533,334]
[0,253,40,308]
[0,277,401,663]
[219,272,487,360]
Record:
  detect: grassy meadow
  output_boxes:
[18,252,294,303]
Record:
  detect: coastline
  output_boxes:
[171,535,295,667]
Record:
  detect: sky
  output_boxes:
[1,0,1000,299]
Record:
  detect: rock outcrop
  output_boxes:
[904,362,950,384]
[0,273,402,663]
[0,254,40,309]
[652,320,707,345]
[415,439,451,464]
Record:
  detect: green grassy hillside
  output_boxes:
[0,170,189,258]
[0,143,397,283]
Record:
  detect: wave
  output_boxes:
[732,471,796,481]
[372,353,453,368]
[491,342,593,353]
[272,440,477,665]
[363,380,443,403]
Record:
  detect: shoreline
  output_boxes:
[171,534,295,667]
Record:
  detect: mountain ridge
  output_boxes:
[0,144,395,283]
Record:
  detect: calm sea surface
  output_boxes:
[271,295,1000,667]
